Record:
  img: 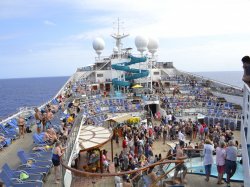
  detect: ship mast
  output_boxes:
[111,18,129,55]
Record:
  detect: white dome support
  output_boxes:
[92,37,105,59]
[147,37,159,91]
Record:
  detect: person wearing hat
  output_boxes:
[203,139,214,182]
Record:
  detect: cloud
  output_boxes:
[70,0,250,39]
[43,20,56,26]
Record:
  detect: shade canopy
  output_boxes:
[78,125,112,151]
[107,114,132,123]
[132,84,143,88]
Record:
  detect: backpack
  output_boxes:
[26,126,32,133]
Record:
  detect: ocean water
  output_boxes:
[194,71,244,88]
[0,76,69,120]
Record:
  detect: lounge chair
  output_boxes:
[32,133,49,146]
[18,149,52,161]
[17,150,52,168]
[0,133,11,146]
[4,163,49,177]
[2,163,44,181]
[0,124,17,139]
[0,170,43,187]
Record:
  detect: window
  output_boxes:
[153,72,160,75]
[248,95,250,102]
[97,74,103,77]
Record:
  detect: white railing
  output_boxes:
[63,113,85,187]
[241,118,250,187]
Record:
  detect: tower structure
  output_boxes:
[111,18,129,55]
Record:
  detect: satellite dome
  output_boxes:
[135,35,148,54]
[93,37,105,56]
[147,37,159,54]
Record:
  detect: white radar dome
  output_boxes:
[147,37,159,54]
[93,37,105,56]
[135,35,148,54]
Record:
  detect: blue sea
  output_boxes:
[0,71,244,120]
[0,76,69,119]
[194,71,244,88]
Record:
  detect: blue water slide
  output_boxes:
[111,55,149,87]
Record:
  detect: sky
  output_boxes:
[0,0,249,79]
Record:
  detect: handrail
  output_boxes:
[130,153,177,182]
[61,158,184,177]
[150,163,182,187]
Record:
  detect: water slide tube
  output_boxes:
[111,55,149,87]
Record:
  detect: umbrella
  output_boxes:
[132,84,143,88]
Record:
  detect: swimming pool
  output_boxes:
[163,156,243,182]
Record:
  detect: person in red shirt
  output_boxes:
[122,137,128,153]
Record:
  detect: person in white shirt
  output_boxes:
[203,139,214,182]
[178,130,185,145]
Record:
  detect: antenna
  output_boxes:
[111,18,129,55]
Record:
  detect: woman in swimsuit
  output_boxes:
[52,141,66,184]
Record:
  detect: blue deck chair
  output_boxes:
[0,170,43,187]
[6,121,18,129]
[32,133,49,146]
[2,164,44,181]
[0,128,17,140]
[0,123,17,135]
[51,98,58,105]
[4,163,49,177]
[17,150,52,168]
[208,117,214,125]
[136,103,141,110]
[229,121,235,131]
[219,118,225,128]
[0,133,11,146]
[214,118,219,124]
[19,149,52,161]
[100,115,105,121]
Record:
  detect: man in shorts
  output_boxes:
[173,141,187,184]
[225,140,237,187]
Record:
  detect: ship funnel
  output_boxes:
[93,37,105,59]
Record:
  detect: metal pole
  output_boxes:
[151,56,153,91]
[111,135,114,162]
